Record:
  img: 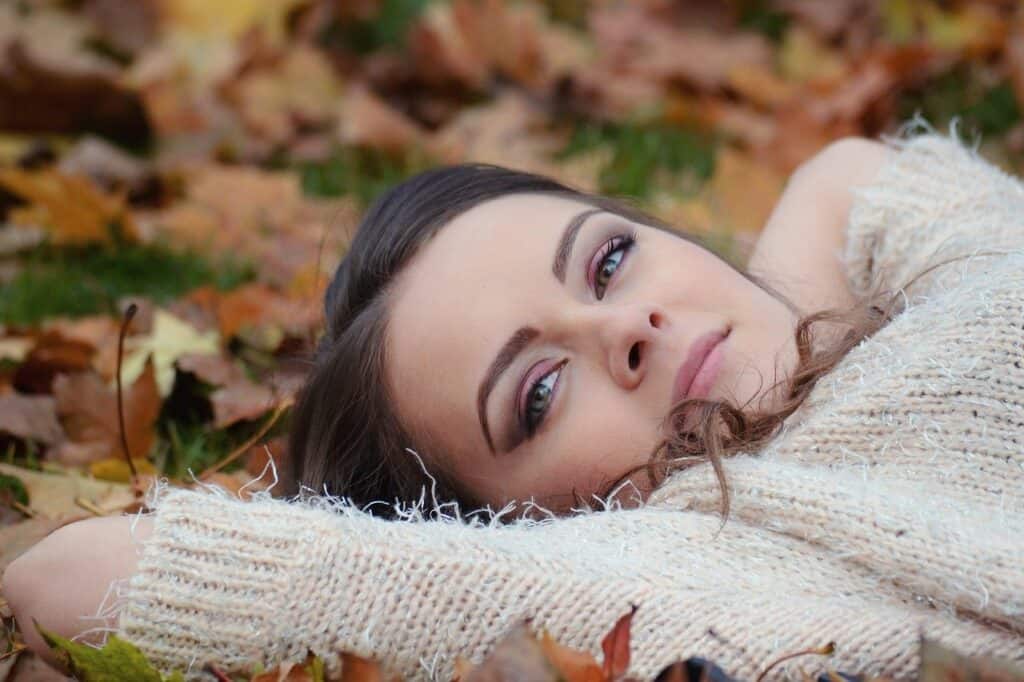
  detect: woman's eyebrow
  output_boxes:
[477,207,606,455]
[552,208,606,283]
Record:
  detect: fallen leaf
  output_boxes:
[229,45,343,146]
[0,395,64,447]
[89,457,158,484]
[460,621,560,682]
[162,0,307,46]
[338,84,428,153]
[0,169,138,245]
[58,136,151,195]
[0,6,150,146]
[53,357,160,465]
[0,338,32,364]
[340,651,394,682]
[176,353,247,387]
[210,380,276,429]
[0,516,81,573]
[0,463,134,521]
[37,625,182,682]
[119,310,220,397]
[13,332,94,395]
[600,604,636,681]
[590,5,772,91]
[7,651,74,681]
[538,630,603,682]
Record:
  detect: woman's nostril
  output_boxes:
[649,312,662,328]
[628,342,642,370]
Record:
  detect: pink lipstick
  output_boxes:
[671,328,729,405]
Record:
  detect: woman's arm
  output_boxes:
[746,137,892,315]
[4,486,1020,681]
[3,514,153,669]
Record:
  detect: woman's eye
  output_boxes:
[523,363,562,434]
[592,234,635,300]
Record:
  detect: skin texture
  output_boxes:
[386,195,800,513]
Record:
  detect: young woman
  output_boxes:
[5,129,1024,681]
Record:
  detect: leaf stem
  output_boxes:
[116,303,138,480]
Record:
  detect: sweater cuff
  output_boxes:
[116,487,341,679]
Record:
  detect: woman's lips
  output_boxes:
[671,328,730,406]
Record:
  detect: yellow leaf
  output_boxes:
[779,25,846,84]
[119,310,220,397]
[0,169,137,245]
[90,458,157,483]
[0,463,132,520]
[161,0,307,45]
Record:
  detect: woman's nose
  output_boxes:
[598,306,666,390]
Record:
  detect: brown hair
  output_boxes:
[288,162,908,523]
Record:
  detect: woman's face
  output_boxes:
[386,193,799,512]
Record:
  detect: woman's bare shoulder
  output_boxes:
[747,138,891,315]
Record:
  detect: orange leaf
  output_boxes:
[539,630,604,682]
[0,168,137,245]
[341,651,394,681]
[52,356,160,466]
[600,605,637,681]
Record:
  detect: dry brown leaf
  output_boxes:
[338,85,428,153]
[229,45,344,145]
[13,332,95,395]
[776,0,871,41]
[600,605,636,681]
[0,169,138,246]
[538,630,604,682]
[1006,17,1024,112]
[0,463,133,520]
[0,395,64,447]
[0,6,150,145]
[339,651,395,682]
[52,357,160,466]
[176,353,247,387]
[590,4,772,91]
[210,380,276,429]
[726,64,797,110]
[459,621,560,682]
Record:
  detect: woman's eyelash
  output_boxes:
[589,231,637,300]
[516,229,634,436]
[519,359,567,436]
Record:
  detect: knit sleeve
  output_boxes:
[115,486,1023,681]
[842,129,1024,299]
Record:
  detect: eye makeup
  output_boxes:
[503,225,639,450]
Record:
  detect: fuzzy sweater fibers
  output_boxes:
[116,134,1024,681]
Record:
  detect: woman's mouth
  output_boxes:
[671,327,730,406]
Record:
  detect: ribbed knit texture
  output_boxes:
[116,131,1024,681]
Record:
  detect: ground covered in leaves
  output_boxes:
[2,0,1024,680]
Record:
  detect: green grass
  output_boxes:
[558,121,716,199]
[0,240,254,325]
[737,0,792,43]
[298,145,435,205]
[319,0,433,54]
[898,65,1022,138]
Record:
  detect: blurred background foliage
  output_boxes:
[0,0,1023,526]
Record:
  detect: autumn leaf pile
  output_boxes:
[2,0,1024,680]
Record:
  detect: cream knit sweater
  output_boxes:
[116,133,1024,681]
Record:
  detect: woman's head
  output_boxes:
[290,163,896,520]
